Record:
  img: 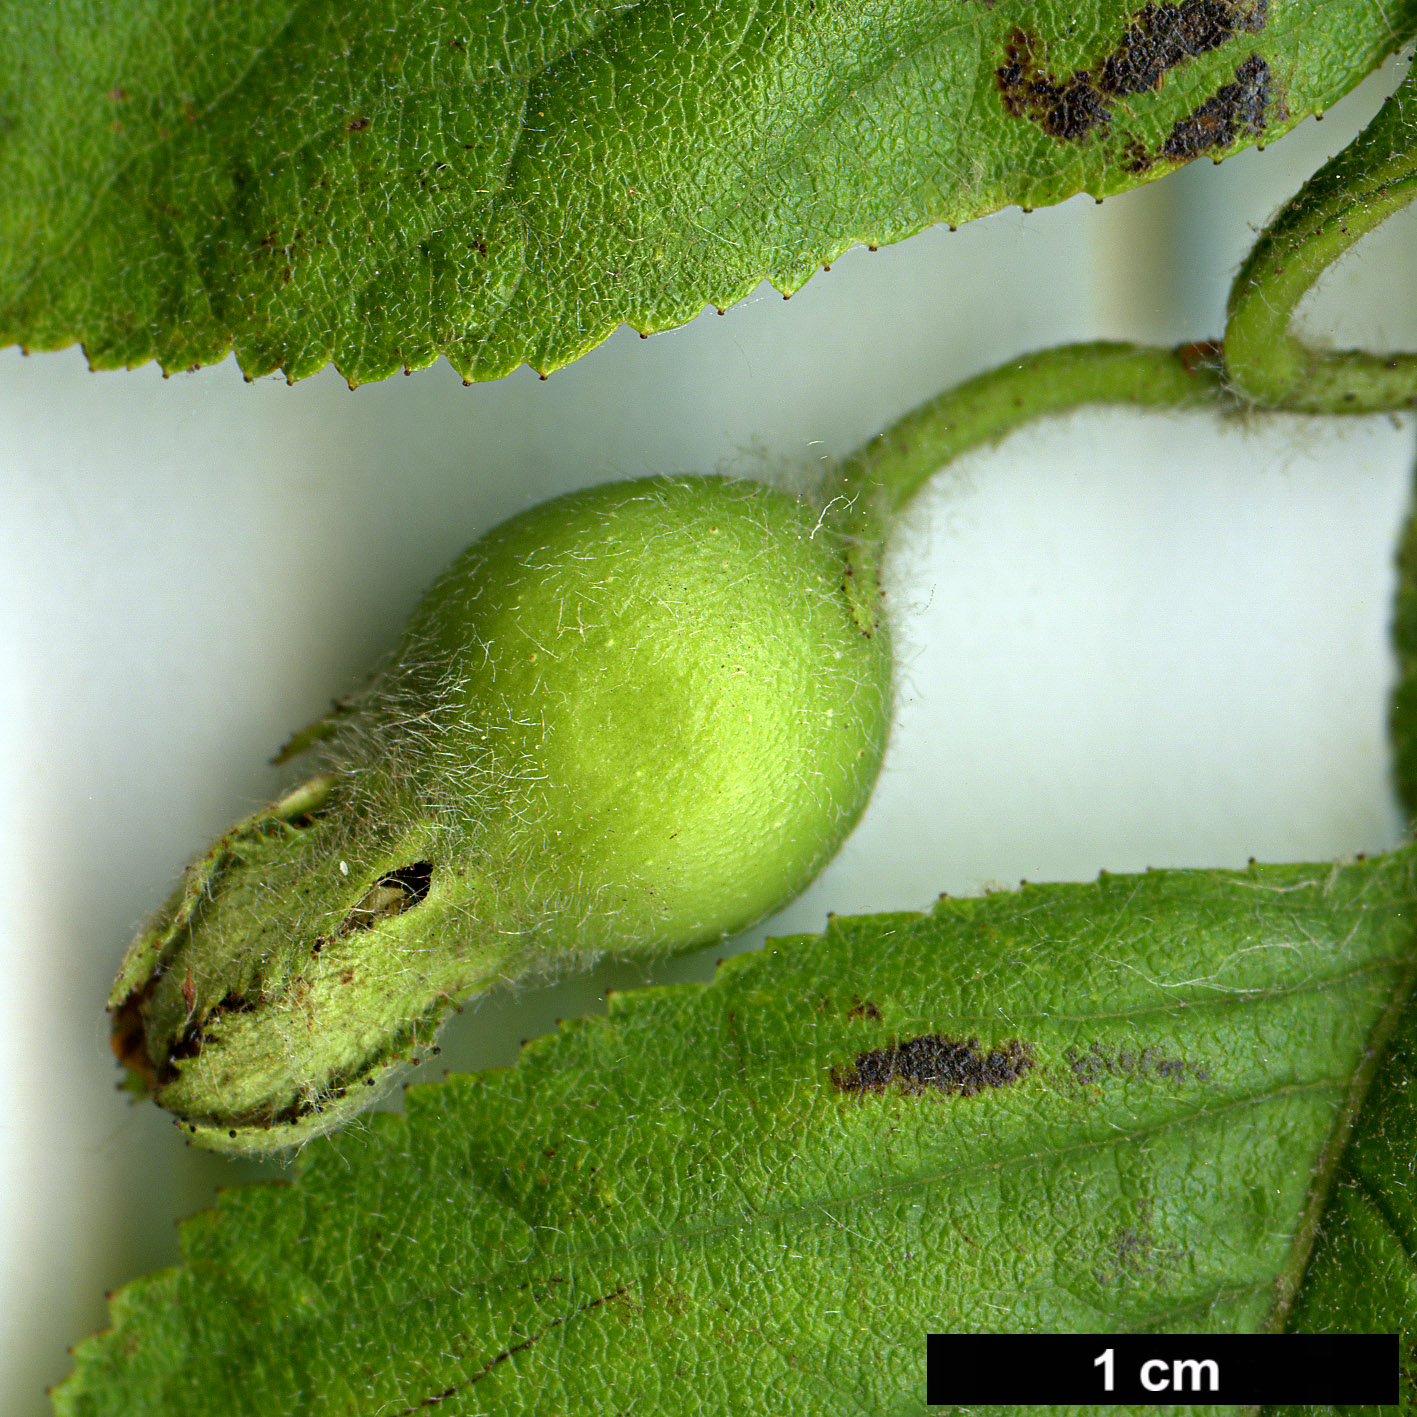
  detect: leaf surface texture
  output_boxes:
[56,850,1417,1413]
[3,0,1414,383]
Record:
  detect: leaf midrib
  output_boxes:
[1260,947,1417,1334]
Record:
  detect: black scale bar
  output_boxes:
[926,1333,1401,1405]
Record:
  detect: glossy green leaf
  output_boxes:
[54,848,1417,1414]
[3,0,1414,385]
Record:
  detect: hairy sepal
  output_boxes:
[110,476,894,1154]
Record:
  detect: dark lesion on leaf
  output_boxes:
[113,979,265,1091]
[996,31,1114,142]
[1125,53,1277,169]
[1097,1217,1190,1289]
[832,1035,1035,1098]
[110,980,162,1088]
[1061,1040,1212,1095]
[996,0,1268,146]
[1160,53,1277,158]
[387,1287,631,1414]
[1100,0,1266,96]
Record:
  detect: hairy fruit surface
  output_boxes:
[109,475,892,1153]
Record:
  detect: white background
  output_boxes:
[4,60,1417,1413]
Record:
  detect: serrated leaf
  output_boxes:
[55,850,1417,1415]
[3,0,1414,385]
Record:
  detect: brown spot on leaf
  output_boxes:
[1161,53,1276,159]
[996,0,1268,145]
[846,998,882,1022]
[996,31,1112,142]
[832,1035,1035,1098]
[1097,1219,1189,1289]
[1062,1041,1211,1095]
[110,979,161,1087]
[1177,338,1224,373]
[1099,0,1266,96]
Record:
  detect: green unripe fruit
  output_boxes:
[110,475,892,1154]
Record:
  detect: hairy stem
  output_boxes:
[831,68,1417,546]
[831,340,1227,546]
[1225,64,1417,412]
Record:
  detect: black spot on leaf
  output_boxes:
[1099,0,1266,96]
[1160,53,1276,159]
[1097,1218,1189,1289]
[1122,136,1155,172]
[832,1035,1035,1098]
[996,0,1268,145]
[996,31,1113,142]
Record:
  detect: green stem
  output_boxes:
[833,68,1417,546]
[831,340,1227,546]
[1225,64,1417,412]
